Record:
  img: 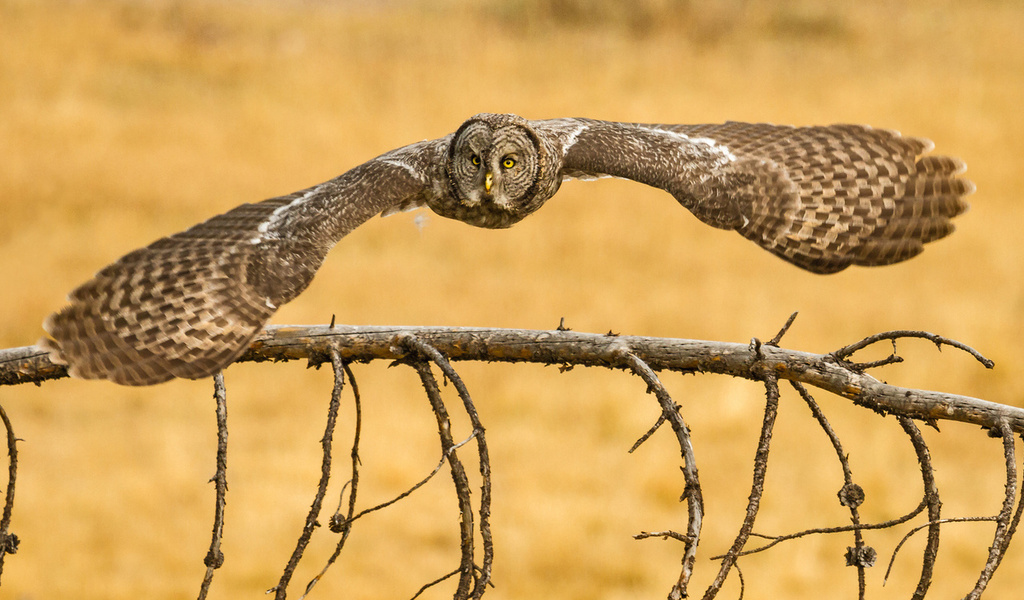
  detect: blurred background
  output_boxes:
[1,0,1022,598]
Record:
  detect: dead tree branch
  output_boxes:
[2,325,1014,433]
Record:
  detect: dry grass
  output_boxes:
[1,0,1023,598]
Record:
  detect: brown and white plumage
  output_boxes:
[42,113,972,385]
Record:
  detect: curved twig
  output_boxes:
[719,500,930,559]
[408,358,476,599]
[0,401,18,581]
[884,517,995,584]
[198,372,229,600]
[619,351,702,599]
[299,360,363,599]
[272,348,346,599]
[895,416,942,599]
[966,422,1019,599]
[831,330,994,369]
[790,381,869,598]
[703,372,780,600]
[397,335,493,598]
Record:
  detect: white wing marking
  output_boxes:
[646,127,738,164]
[561,172,619,182]
[380,158,425,181]
[250,186,323,244]
[559,122,589,156]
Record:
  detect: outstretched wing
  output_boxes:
[537,118,972,274]
[41,139,447,385]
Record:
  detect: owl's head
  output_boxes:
[437,113,559,229]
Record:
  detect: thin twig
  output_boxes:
[628,412,667,454]
[767,311,799,346]
[1001,432,1024,572]
[342,362,363,530]
[198,372,229,600]
[790,381,868,598]
[884,516,995,583]
[716,500,929,559]
[0,400,19,581]
[847,354,905,371]
[894,416,941,599]
[831,331,994,369]
[272,348,346,599]
[634,530,695,543]
[703,372,780,600]
[409,567,462,600]
[620,351,702,599]
[340,433,479,531]
[965,422,1019,599]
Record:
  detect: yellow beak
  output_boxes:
[484,172,493,193]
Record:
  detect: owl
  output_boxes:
[41,113,973,385]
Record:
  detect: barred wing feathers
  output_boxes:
[551,119,972,274]
[41,143,442,385]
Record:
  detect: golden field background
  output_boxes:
[1,0,1023,598]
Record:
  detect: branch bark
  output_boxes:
[2,324,1018,433]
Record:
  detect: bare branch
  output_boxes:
[717,500,929,559]
[410,568,462,600]
[634,530,695,543]
[2,324,1019,599]
[3,326,1018,433]
[628,412,667,454]
[884,517,995,585]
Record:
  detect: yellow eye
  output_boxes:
[502,156,516,169]
[470,154,481,166]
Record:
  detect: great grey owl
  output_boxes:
[41,113,973,386]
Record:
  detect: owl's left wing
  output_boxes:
[41,139,449,385]
[533,118,971,274]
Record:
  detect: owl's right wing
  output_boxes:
[535,118,972,274]
[41,138,449,386]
